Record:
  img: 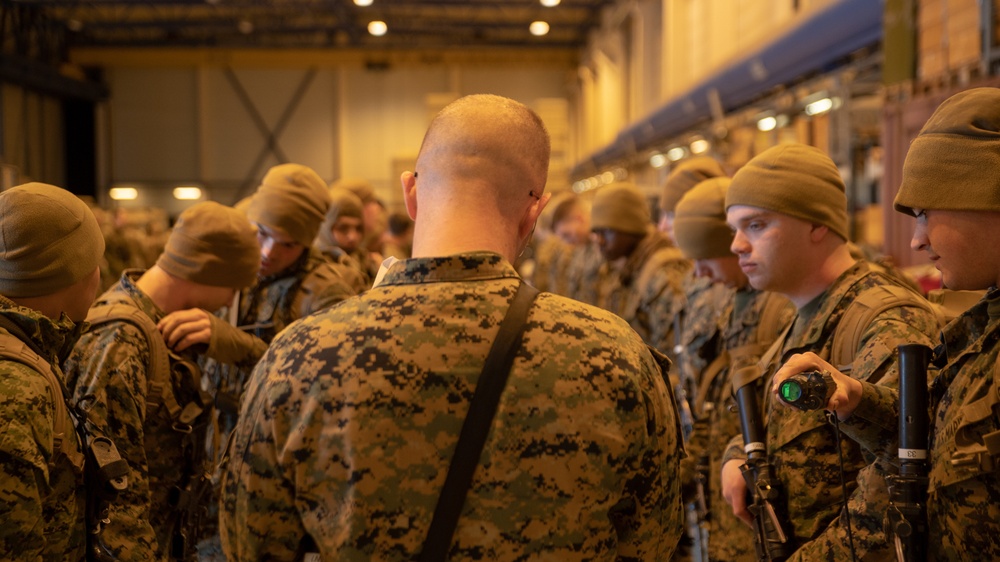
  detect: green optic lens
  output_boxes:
[779,380,802,402]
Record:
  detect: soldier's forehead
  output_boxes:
[255,222,295,242]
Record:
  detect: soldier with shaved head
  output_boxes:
[219,94,684,561]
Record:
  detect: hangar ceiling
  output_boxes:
[5,0,615,59]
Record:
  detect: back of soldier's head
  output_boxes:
[894,87,1000,216]
[246,163,330,247]
[157,201,260,289]
[0,182,105,300]
[415,94,550,218]
[726,143,849,242]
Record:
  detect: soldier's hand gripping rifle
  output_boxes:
[887,344,931,562]
[732,365,794,562]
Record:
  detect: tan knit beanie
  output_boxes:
[0,182,105,298]
[541,191,574,233]
[895,87,1000,216]
[247,164,330,246]
[659,156,726,213]
[726,143,848,241]
[157,201,260,288]
[331,177,377,205]
[591,182,650,236]
[317,188,365,249]
[674,177,734,260]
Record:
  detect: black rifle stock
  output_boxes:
[888,344,931,562]
[734,367,793,562]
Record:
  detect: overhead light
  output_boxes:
[650,153,668,168]
[540,0,561,6]
[368,20,387,36]
[529,21,550,36]
[666,146,687,162]
[354,0,374,5]
[805,97,835,116]
[109,187,138,201]
[600,171,615,185]
[173,186,203,200]
[757,115,777,132]
[690,139,710,154]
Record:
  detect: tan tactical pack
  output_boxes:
[0,324,85,471]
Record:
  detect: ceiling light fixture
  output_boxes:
[109,187,138,201]
[529,21,550,36]
[354,0,374,6]
[368,20,387,36]
[540,0,561,6]
[804,97,834,116]
[173,186,203,200]
[757,115,777,132]
[690,139,710,154]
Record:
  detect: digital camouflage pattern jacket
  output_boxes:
[220,252,684,561]
[841,287,1000,561]
[724,261,940,560]
[600,229,691,357]
[0,296,87,561]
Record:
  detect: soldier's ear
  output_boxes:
[401,171,418,220]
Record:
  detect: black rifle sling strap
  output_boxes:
[419,282,540,562]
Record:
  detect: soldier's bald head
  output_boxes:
[415,94,550,215]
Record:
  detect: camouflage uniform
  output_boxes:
[63,271,265,560]
[723,261,940,559]
[316,245,370,295]
[220,252,684,561]
[840,287,1000,561]
[563,240,604,306]
[204,247,356,429]
[0,296,88,560]
[703,288,793,562]
[601,228,691,356]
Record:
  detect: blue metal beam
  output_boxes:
[573,0,883,178]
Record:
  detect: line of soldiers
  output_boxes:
[529,88,1000,561]
[0,163,404,560]
[1,87,998,562]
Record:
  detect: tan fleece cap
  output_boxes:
[247,164,330,246]
[331,177,377,205]
[659,156,726,213]
[674,177,734,260]
[0,182,105,298]
[157,201,260,288]
[317,188,364,249]
[591,182,650,236]
[726,143,848,241]
[895,87,1000,216]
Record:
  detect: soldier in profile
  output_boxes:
[219,93,684,561]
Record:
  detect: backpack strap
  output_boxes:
[828,284,935,370]
[419,282,541,562]
[85,296,181,422]
[0,319,85,472]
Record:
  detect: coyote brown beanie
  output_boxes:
[894,87,1000,216]
[331,177,377,205]
[247,164,330,247]
[591,182,650,236]
[317,188,365,249]
[0,182,105,298]
[157,201,260,288]
[726,143,849,241]
[674,177,734,260]
[659,156,726,213]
